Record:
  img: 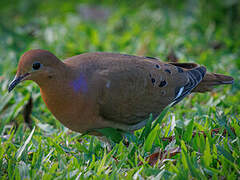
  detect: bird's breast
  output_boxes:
[39,85,102,133]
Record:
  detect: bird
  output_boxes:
[8,49,234,135]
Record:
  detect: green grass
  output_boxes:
[0,1,240,179]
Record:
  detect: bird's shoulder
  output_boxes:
[63,52,159,65]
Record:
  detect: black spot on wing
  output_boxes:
[160,90,166,96]
[151,78,155,84]
[159,80,167,87]
[165,69,171,74]
[171,66,206,106]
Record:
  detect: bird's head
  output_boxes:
[8,49,63,92]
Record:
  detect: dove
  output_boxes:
[8,49,234,134]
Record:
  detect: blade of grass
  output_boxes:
[16,126,35,160]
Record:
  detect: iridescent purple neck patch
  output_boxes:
[71,75,88,93]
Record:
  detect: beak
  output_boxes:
[8,73,30,92]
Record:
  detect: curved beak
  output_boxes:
[8,73,30,92]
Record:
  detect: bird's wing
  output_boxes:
[88,54,206,129]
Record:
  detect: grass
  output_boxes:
[0,1,240,179]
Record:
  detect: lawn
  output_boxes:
[0,0,239,179]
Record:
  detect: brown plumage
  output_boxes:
[8,49,234,134]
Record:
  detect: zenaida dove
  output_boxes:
[8,50,234,134]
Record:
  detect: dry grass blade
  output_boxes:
[139,147,181,166]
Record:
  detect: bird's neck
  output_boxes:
[38,64,77,105]
[38,64,89,120]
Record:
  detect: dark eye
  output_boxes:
[32,62,41,70]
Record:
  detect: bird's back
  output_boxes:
[63,52,206,131]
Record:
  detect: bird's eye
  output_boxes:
[32,62,41,70]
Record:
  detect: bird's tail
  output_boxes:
[168,62,234,93]
[192,72,234,93]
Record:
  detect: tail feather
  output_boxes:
[172,66,206,106]
[168,62,234,93]
[192,72,234,93]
